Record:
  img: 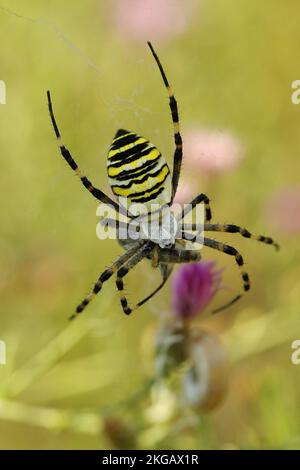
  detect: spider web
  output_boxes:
[0,3,162,132]
[0,3,179,309]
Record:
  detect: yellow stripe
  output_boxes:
[107,148,161,177]
[109,160,166,186]
[108,137,147,158]
[174,122,180,133]
[112,165,169,197]
[129,179,171,202]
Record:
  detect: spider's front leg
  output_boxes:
[47,90,127,217]
[147,42,183,201]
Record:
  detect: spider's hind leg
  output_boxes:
[180,234,250,314]
[204,223,279,250]
[202,237,250,313]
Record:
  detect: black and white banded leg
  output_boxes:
[204,223,280,250]
[181,233,250,313]
[147,42,183,202]
[179,193,212,226]
[182,223,279,251]
[71,245,140,320]
[47,90,126,216]
[116,244,152,315]
[203,237,250,313]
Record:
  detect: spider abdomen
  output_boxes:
[107,129,172,215]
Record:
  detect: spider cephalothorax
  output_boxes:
[47,41,279,320]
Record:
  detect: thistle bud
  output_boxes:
[171,261,222,320]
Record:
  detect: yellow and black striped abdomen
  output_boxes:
[107,129,171,214]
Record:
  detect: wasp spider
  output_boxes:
[47,42,279,319]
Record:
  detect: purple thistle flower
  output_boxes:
[171,261,222,320]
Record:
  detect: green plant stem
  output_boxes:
[0,305,298,435]
[0,299,112,399]
[0,399,102,435]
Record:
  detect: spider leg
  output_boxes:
[139,247,201,309]
[147,42,182,202]
[70,244,141,320]
[203,237,250,313]
[179,193,212,224]
[99,217,140,238]
[116,243,152,315]
[203,223,279,250]
[182,233,250,313]
[137,263,173,308]
[119,244,199,314]
[47,90,125,216]
[140,246,204,310]
[181,223,279,251]
[157,247,201,264]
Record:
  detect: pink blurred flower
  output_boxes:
[266,186,300,234]
[171,261,222,320]
[173,180,194,205]
[184,128,244,174]
[112,0,196,42]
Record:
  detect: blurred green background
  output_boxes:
[1,0,300,449]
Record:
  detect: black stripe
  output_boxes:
[236,254,244,266]
[223,245,238,256]
[81,176,92,189]
[112,164,169,191]
[241,229,251,238]
[108,142,149,163]
[60,146,78,170]
[118,266,128,278]
[114,129,129,139]
[108,146,156,168]
[147,42,169,88]
[111,133,139,149]
[47,91,61,139]
[93,283,102,294]
[100,269,113,282]
[76,299,89,313]
[124,170,169,199]
[130,186,165,203]
[175,132,182,146]
[169,96,179,122]
[113,158,161,181]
